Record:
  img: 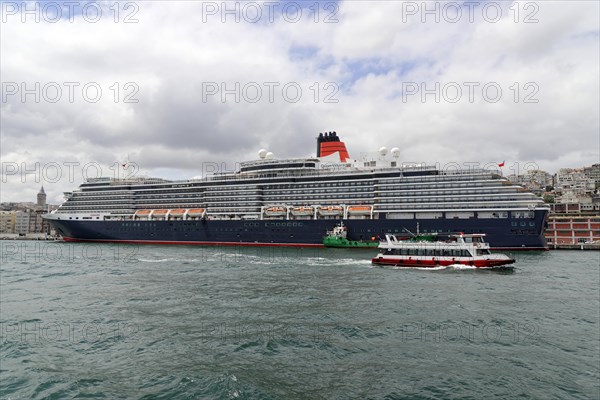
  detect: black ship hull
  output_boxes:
[47,209,549,250]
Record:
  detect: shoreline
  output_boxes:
[0,235,59,241]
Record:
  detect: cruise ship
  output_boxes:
[44,132,549,249]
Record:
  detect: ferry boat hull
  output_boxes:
[371,256,515,268]
[46,209,549,250]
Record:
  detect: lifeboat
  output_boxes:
[347,205,372,215]
[264,206,287,216]
[151,209,169,218]
[187,208,206,216]
[318,205,344,216]
[169,209,187,217]
[134,209,152,216]
[290,206,314,216]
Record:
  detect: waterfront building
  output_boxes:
[15,211,29,235]
[583,163,600,185]
[555,168,596,196]
[0,211,16,233]
[508,170,554,196]
[545,215,600,246]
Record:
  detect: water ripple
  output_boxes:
[0,242,598,399]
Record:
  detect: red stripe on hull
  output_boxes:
[62,237,325,248]
[58,238,545,252]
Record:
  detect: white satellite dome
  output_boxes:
[379,146,388,156]
[258,149,268,159]
[391,147,400,157]
[265,152,275,159]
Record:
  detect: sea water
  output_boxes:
[1,241,598,399]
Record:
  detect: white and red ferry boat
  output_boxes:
[371,233,515,268]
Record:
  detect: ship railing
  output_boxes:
[442,168,496,175]
[375,207,548,214]
[201,213,261,220]
[240,158,319,168]
[87,164,498,189]
[76,163,484,187]
[375,176,505,186]
[203,164,444,181]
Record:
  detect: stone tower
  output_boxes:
[37,186,47,208]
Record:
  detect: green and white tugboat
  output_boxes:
[322,222,380,248]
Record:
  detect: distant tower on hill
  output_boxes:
[37,186,47,208]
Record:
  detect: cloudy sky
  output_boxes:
[1,0,598,204]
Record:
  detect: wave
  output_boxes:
[415,265,448,271]
[136,258,204,263]
[448,264,478,270]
